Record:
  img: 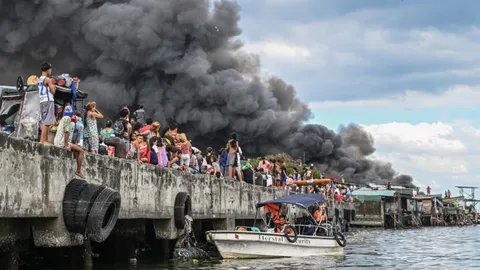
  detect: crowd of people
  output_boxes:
[34,62,352,197]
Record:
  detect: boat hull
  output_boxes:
[206,230,344,259]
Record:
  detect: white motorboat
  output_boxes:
[206,193,346,259]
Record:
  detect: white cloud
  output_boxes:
[362,121,480,194]
[362,122,466,154]
[309,84,480,110]
[243,39,312,62]
[264,0,308,5]
[238,3,480,100]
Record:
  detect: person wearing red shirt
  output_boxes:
[334,191,342,202]
[427,186,431,195]
[140,118,153,133]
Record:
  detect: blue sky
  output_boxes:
[237,0,480,197]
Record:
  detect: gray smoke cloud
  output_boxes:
[0,0,414,187]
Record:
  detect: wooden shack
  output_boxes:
[411,195,444,226]
[351,187,415,228]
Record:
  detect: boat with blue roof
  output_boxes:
[206,193,346,259]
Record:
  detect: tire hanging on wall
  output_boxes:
[174,192,192,230]
[86,187,121,243]
[74,184,105,234]
[63,178,88,232]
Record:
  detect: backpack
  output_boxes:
[113,120,125,137]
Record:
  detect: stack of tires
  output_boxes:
[63,178,121,243]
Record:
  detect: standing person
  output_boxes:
[83,101,103,154]
[133,105,145,126]
[219,148,229,178]
[104,108,131,158]
[121,104,130,118]
[178,134,191,172]
[280,160,287,187]
[54,115,84,178]
[292,167,302,181]
[226,133,243,181]
[257,157,270,174]
[38,62,56,145]
[427,186,431,195]
[305,164,314,180]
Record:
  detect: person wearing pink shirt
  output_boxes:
[257,157,270,173]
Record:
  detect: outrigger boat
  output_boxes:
[206,193,346,259]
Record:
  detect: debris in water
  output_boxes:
[173,215,210,260]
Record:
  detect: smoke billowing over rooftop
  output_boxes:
[0,0,414,187]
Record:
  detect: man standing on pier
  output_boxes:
[38,62,56,144]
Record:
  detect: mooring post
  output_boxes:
[82,238,93,269]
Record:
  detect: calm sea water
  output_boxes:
[94,227,480,270]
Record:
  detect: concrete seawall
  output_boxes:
[0,133,284,250]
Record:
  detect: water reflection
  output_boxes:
[95,227,479,270]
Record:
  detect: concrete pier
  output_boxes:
[0,133,284,267]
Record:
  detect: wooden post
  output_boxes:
[83,238,93,270]
[380,200,385,227]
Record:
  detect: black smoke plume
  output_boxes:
[0,0,414,187]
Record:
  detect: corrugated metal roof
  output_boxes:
[352,190,396,197]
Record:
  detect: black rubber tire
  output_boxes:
[16,76,24,94]
[63,178,88,232]
[74,184,105,234]
[86,187,121,243]
[284,225,297,243]
[174,192,192,229]
[334,231,347,247]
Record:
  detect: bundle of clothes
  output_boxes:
[27,73,80,100]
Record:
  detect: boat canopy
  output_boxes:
[256,194,325,209]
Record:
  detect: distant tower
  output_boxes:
[456,186,479,209]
